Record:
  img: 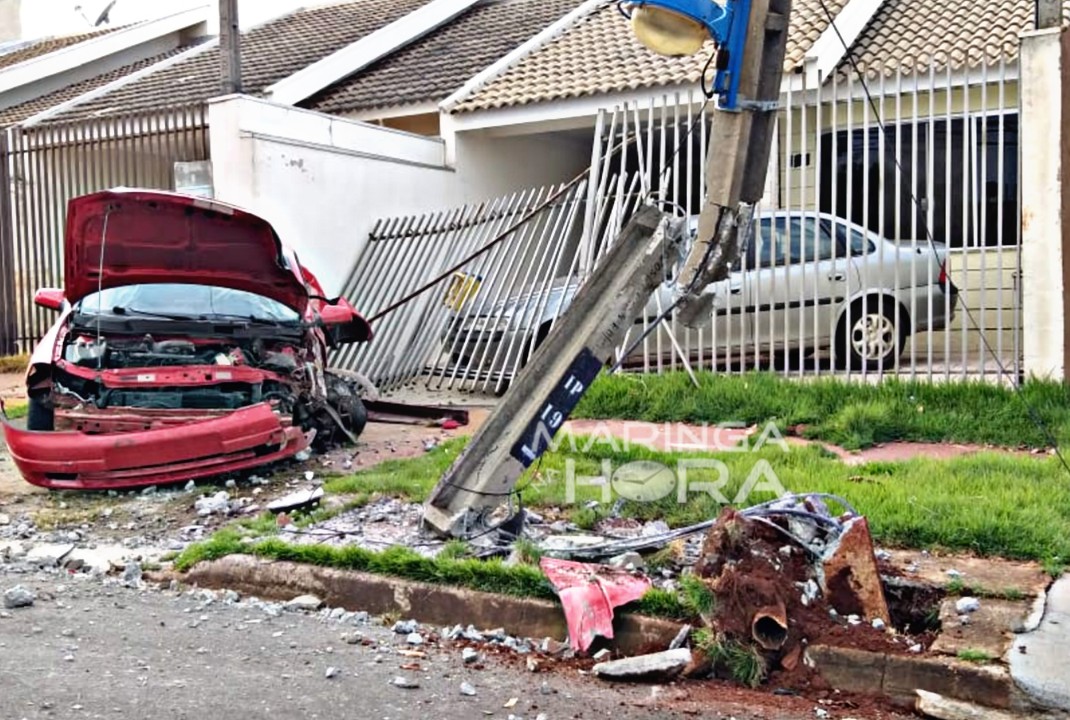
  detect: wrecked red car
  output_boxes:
[3,189,372,490]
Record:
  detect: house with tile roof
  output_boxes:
[0,0,1059,369]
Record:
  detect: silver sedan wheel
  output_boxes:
[851,312,897,362]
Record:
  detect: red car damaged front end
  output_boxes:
[4,189,372,490]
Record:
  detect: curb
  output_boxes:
[180,554,1042,713]
[183,554,681,655]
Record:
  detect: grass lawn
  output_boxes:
[174,371,1070,609]
[175,433,1069,617]
[573,372,1070,451]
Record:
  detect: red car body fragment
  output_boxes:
[3,403,311,491]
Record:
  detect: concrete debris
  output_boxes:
[266,488,324,514]
[641,520,671,537]
[183,480,196,492]
[459,681,477,696]
[462,647,479,664]
[121,561,142,588]
[592,648,611,661]
[872,618,886,631]
[294,449,312,462]
[955,597,981,614]
[391,676,419,689]
[608,551,645,570]
[669,624,692,650]
[405,632,424,646]
[195,492,231,517]
[915,689,1019,720]
[946,569,963,579]
[285,595,323,611]
[592,648,692,681]
[3,585,36,609]
[0,514,9,526]
[325,666,339,679]
[392,619,418,635]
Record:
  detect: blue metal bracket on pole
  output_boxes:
[623,0,753,111]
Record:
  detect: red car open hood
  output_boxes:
[65,190,308,312]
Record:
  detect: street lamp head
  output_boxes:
[623,0,729,57]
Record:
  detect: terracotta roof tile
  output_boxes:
[302,0,578,115]
[50,0,427,120]
[0,43,206,127]
[0,26,122,71]
[843,0,1070,77]
[452,0,850,113]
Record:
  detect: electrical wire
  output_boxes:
[814,0,1070,478]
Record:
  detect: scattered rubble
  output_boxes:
[955,597,981,614]
[195,491,232,517]
[459,681,477,696]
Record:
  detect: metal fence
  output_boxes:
[586,52,1022,383]
[332,182,587,394]
[335,54,1022,394]
[0,104,210,352]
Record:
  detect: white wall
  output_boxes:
[208,96,589,296]
[1020,27,1067,380]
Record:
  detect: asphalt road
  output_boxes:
[0,571,880,720]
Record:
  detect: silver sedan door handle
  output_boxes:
[828,272,846,282]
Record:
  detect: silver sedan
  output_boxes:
[442,211,958,375]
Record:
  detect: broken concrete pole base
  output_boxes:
[592,648,692,682]
[820,516,891,625]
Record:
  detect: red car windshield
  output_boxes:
[76,283,301,323]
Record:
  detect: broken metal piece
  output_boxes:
[364,400,469,427]
[539,557,651,653]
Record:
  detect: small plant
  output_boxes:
[570,506,599,530]
[1043,556,1066,579]
[645,545,679,572]
[957,648,993,664]
[510,538,543,565]
[725,642,768,688]
[437,539,469,561]
[946,577,966,595]
[380,610,401,626]
[690,630,766,688]
[678,575,716,617]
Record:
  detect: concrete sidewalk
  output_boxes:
[1010,576,1070,713]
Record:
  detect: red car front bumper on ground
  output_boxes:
[3,402,311,490]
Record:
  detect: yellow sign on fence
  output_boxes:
[444,272,482,312]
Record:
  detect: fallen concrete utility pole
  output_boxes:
[423,0,791,537]
[422,206,676,536]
